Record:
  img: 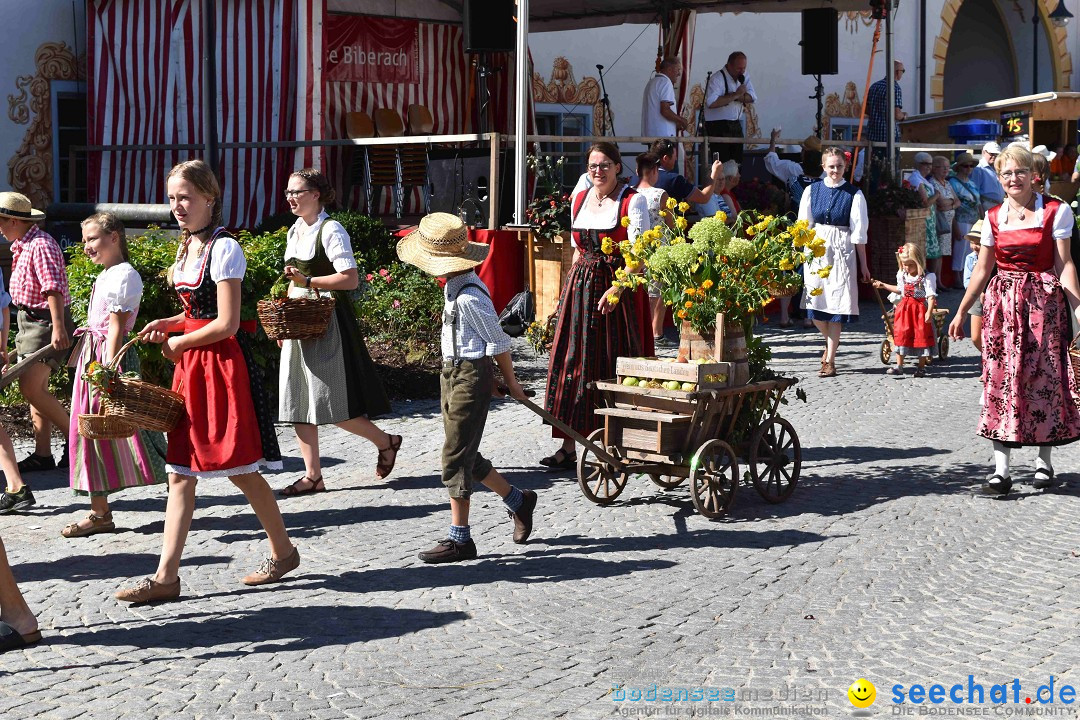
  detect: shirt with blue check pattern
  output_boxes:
[441,271,512,362]
[867,78,902,143]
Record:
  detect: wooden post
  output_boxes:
[714,312,726,362]
[488,133,501,229]
[523,228,535,291]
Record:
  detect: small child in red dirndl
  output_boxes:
[872,242,937,377]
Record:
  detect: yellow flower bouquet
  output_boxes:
[612,205,819,337]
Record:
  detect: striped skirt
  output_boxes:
[68,333,167,496]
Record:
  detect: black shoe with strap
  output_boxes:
[981,474,1012,496]
[1033,467,1056,490]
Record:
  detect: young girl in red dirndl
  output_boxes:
[115,160,298,604]
[872,242,937,377]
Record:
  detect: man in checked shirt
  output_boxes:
[0,192,76,514]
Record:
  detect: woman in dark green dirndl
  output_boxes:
[277,169,400,496]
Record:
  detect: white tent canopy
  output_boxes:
[347,1,877,30]
[334,0,895,224]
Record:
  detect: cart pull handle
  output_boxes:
[497,385,536,398]
[509,392,625,470]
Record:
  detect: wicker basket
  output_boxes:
[100,337,186,433]
[257,291,336,341]
[78,413,138,440]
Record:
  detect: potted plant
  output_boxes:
[612,204,821,385]
[524,155,572,322]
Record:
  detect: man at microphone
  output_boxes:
[704,51,756,163]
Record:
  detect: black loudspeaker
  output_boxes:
[463,0,515,53]
[801,9,839,76]
[427,148,514,228]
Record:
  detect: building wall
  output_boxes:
[528,0,1080,150]
[0,0,86,205]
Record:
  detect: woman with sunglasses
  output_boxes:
[948,153,981,269]
[948,145,1080,496]
[540,142,651,469]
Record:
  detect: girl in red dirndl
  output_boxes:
[115,160,299,604]
[872,242,937,377]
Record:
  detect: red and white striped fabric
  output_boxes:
[87,0,310,230]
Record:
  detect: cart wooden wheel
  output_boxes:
[577,429,629,504]
[648,473,684,489]
[748,416,801,503]
[689,439,739,519]
[938,335,950,360]
[880,338,892,364]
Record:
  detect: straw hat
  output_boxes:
[396,212,489,276]
[802,135,823,153]
[0,191,45,221]
[953,152,977,168]
[965,218,983,241]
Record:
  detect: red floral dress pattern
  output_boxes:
[979,200,1080,446]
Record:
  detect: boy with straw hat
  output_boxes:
[397,213,538,563]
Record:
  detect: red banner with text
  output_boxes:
[324,14,419,84]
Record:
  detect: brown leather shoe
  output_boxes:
[418,538,477,564]
[509,490,537,544]
[115,577,181,604]
[241,546,300,586]
[61,511,115,538]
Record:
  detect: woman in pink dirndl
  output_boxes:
[949,145,1080,495]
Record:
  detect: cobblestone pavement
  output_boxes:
[3,293,1080,720]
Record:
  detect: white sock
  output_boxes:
[993,442,1011,478]
[1036,446,1053,474]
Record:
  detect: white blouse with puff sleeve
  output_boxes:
[98,262,143,313]
[285,211,358,272]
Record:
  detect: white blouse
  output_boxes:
[285,211,357,272]
[797,179,869,244]
[570,185,649,248]
[979,194,1075,246]
[96,262,143,313]
[896,271,937,299]
[174,235,247,284]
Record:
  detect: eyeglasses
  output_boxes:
[284,189,311,199]
[587,162,614,172]
[997,169,1030,180]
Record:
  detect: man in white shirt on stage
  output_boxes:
[704,51,756,163]
[641,58,689,140]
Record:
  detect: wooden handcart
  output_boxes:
[517,357,801,519]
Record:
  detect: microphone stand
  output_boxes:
[596,64,614,137]
[699,70,712,181]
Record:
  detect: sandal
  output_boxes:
[886,367,904,376]
[819,361,837,378]
[375,435,402,479]
[981,474,1012,496]
[539,448,577,470]
[61,511,115,538]
[278,476,325,497]
[1033,467,1056,490]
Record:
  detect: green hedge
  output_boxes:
[51,213,442,406]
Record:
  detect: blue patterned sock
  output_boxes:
[503,486,524,513]
[448,524,471,543]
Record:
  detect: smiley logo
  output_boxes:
[848,678,876,708]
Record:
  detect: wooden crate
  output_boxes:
[597,407,693,454]
[524,230,574,323]
[615,357,733,390]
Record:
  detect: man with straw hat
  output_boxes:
[397,213,538,563]
[0,192,76,514]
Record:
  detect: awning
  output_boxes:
[344,1,876,30]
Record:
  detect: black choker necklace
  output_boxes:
[188,223,214,237]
